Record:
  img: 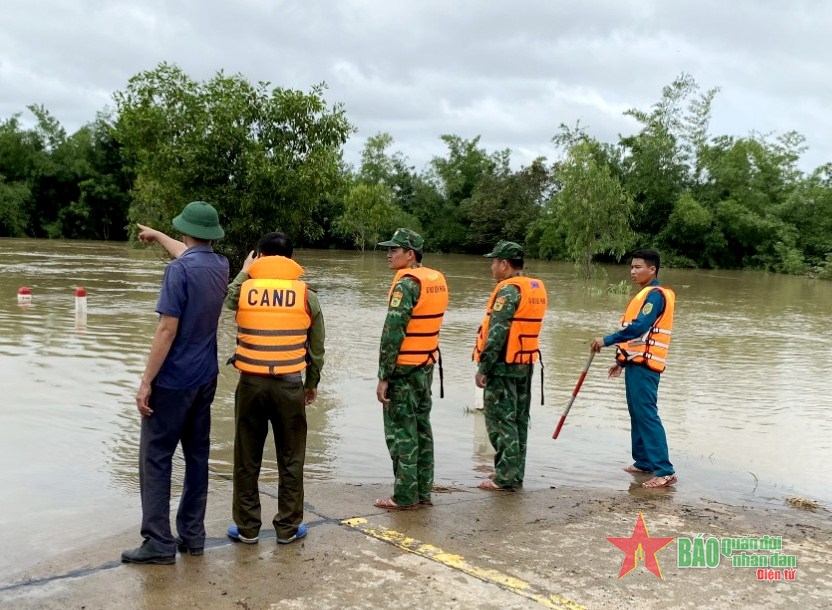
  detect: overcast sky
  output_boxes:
[3,0,831,172]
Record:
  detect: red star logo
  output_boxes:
[606,512,675,579]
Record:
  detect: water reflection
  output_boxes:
[1,238,831,578]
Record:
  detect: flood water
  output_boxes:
[1,238,831,578]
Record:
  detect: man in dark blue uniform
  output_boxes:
[591,249,677,489]
[122,201,229,564]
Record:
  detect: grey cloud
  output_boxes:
[2,0,831,172]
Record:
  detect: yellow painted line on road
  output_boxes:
[341,517,585,610]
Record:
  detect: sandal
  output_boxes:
[623,465,652,474]
[373,497,418,511]
[642,475,677,488]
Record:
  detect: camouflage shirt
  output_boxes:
[477,282,530,378]
[378,274,422,380]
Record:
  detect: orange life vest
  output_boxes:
[473,276,547,364]
[234,256,312,376]
[388,266,449,366]
[615,285,675,373]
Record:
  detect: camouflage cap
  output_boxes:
[378,228,424,253]
[483,240,524,259]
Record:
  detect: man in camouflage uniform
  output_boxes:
[374,228,449,510]
[474,240,547,491]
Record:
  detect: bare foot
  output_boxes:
[623,465,652,474]
[373,497,418,510]
[477,479,511,491]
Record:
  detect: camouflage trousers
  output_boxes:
[483,369,533,489]
[383,365,434,506]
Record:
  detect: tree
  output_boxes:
[334,182,419,251]
[779,163,832,264]
[422,135,509,251]
[358,133,424,215]
[47,115,134,240]
[695,133,806,269]
[0,115,38,236]
[620,74,717,240]
[0,176,31,236]
[461,157,552,251]
[531,141,634,277]
[113,62,354,265]
[659,191,723,267]
[332,133,423,251]
[77,114,134,240]
[0,106,133,240]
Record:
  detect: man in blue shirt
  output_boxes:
[591,249,677,489]
[122,201,229,564]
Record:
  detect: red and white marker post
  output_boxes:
[17,286,32,306]
[75,287,87,328]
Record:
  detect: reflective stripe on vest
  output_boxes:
[234,256,312,376]
[388,266,449,366]
[615,285,676,373]
[473,276,548,364]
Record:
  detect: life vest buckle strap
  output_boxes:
[410,312,445,320]
[237,339,307,352]
[237,327,308,337]
[233,354,308,368]
[436,348,444,398]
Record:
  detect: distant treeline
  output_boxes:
[1,63,830,278]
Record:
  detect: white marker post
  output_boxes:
[75,287,87,329]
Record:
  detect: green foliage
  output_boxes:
[525,209,569,261]
[0,176,31,236]
[531,141,634,277]
[461,157,551,251]
[334,182,419,251]
[664,192,712,244]
[658,252,699,269]
[0,108,130,239]
[113,62,353,265]
[619,74,703,239]
[2,68,832,281]
[0,115,39,236]
[809,253,832,280]
[333,133,422,251]
[778,164,832,262]
[770,241,807,275]
[359,133,400,186]
[607,280,631,294]
[423,135,510,252]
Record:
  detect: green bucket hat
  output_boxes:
[484,240,524,259]
[172,201,225,240]
[378,228,424,253]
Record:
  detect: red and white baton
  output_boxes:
[552,351,595,440]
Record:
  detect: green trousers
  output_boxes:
[483,369,533,489]
[383,365,434,506]
[232,373,306,540]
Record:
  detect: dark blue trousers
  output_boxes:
[139,379,216,552]
[624,364,674,477]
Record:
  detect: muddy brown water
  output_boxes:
[1,238,830,576]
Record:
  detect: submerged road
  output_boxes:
[2,481,830,609]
